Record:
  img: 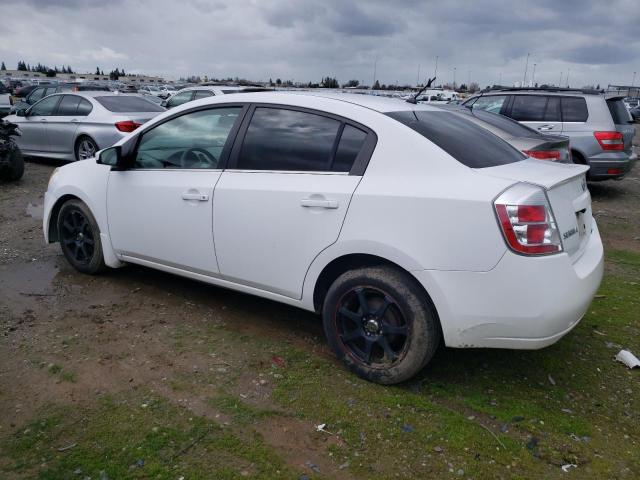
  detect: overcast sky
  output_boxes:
[1,0,638,88]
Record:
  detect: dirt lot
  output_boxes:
[1,131,639,479]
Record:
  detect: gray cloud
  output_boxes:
[0,0,638,88]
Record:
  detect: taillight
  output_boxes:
[594,131,624,151]
[494,183,563,255]
[523,150,561,161]
[115,120,141,132]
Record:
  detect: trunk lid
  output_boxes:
[479,159,592,261]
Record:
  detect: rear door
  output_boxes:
[213,106,374,298]
[606,97,635,155]
[47,94,88,154]
[506,95,563,133]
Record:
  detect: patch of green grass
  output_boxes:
[1,393,294,480]
[210,394,278,425]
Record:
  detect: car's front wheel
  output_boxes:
[75,136,99,161]
[323,266,441,384]
[57,199,106,274]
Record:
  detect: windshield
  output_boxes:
[386,110,525,168]
[95,95,165,112]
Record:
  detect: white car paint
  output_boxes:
[43,91,603,352]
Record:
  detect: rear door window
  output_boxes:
[606,99,632,125]
[237,107,341,171]
[543,97,561,121]
[509,95,548,121]
[332,125,368,172]
[560,97,588,122]
[55,95,81,115]
[386,110,525,168]
[76,98,93,116]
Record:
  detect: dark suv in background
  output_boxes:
[464,88,636,180]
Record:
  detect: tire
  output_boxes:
[0,144,24,181]
[322,266,441,385]
[75,136,99,161]
[57,199,106,274]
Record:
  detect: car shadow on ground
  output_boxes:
[25,156,68,168]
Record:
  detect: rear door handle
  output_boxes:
[181,192,209,201]
[538,125,554,131]
[300,198,339,209]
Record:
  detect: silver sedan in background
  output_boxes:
[4,92,165,161]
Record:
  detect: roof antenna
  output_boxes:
[406,76,436,104]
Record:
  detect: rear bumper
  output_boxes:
[586,151,636,180]
[415,222,604,349]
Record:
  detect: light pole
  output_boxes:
[417,64,421,86]
[372,55,378,90]
[566,68,570,88]
[434,56,439,82]
[532,63,537,86]
[559,71,563,87]
[453,67,456,90]
[523,52,530,86]
[632,71,637,88]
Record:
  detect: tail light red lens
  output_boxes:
[494,183,563,255]
[594,131,624,151]
[115,120,141,133]
[607,168,623,175]
[523,150,561,161]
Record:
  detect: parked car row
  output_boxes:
[463,87,637,180]
[43,91,604,384]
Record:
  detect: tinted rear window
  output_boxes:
[510,95,548,121]
[560,97,588,122]
[607,99,632,125]
[95,96,165,112]
[387,111,525,168]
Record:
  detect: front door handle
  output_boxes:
[538,124,554,131]
[300,198,339,209]
[181,192,209,201]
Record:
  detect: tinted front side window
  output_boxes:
[30,95,60,116]
[167,91,193,108]
[95,96,165,112]
[471,109,540,137]
[469,95,507,114]
[561,97,588,122]
[134,107,241,169]
[56,95,81,115]
[237,108,341,171]
[193,90,214,100]
[333,125,367,172]
[510,95,548,121]
[386,111,525,168]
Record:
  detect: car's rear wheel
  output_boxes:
[323,266,440,384]
[57,199,106,274]
[75,136,98,161]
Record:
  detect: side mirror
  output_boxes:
[97,145,121,167]
[161,100,168,107]
[16,108,26,117]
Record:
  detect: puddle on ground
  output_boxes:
[0,259,59,299]
[25,203,44,220]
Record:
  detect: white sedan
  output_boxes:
[43,92,604,384]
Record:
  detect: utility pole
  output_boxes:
[372,55,378,90]
[532,63,537,86]
[523,52,530,86]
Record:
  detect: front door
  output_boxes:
[16,95,61,154]
[213,106,372,298]
[107,106,245,274]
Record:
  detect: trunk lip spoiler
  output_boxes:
[476,160,589,190]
